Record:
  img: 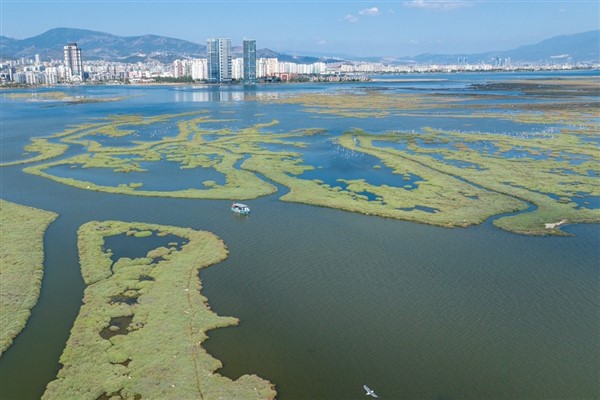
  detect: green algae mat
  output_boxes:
[5,78,599,236]
[0,199,57,356]
[42,221,275,400]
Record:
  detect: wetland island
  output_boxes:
[1,72,599,399]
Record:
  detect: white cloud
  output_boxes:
[359,7,380,16]
[317,39,327,46]
[403,0,471,10]
[343,14,359,23]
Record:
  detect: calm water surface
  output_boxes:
[1,72,598,399]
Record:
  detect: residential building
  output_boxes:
[191,59,208,80]
[232,58,244,80]
[243,39,257,82]
[206,38,232,83]
[63,43,83,82]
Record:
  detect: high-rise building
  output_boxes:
[218,38,232,82]
[63,43,83,81]
[243,39,257,82]
[206,38,232,83]
[206,38,219,82]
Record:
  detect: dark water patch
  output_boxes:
[259,142,304,153]
[420,152,485,170]
[500,149,550,161]
[109,294,139,306]
[556,151,593,166]
[399,205,439,213]
[355,190,379,201]
[578,136,600,145]
[96,389,140,400]
[45,160,226,190]
[103,232,187,267]
[99,316,133,339]
[510,184,600,208]
[88,135,141,149]
[297,139,422,189]
[115,359,131,367]
[306,177,391,200]
[550,168,580,176]
[464,140,500,154]
[415,137,454,150]
[233,154,251,170]
[551,168,599,178]
[138,275,155,281]
[117,121,180,141]
[201,133,227,142]
[372,140,415,154]
[573,195,600,210]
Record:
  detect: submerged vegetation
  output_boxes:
[43,220,275,400]
[0,199,57,356]
[6,77,599,235]
[4,91,124,105]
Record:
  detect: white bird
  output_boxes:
[363,385,378,398]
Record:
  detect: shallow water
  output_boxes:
[1,71,598,399]
[45,160,226,191]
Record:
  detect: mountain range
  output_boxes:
[1,28,598,65]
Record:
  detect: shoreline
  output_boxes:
[1,67,598,90]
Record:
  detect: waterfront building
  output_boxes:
[206,38,232,83]
[218,38,232,82]
[243,39,257,82]
[63,43,83,82]
[232,58,244,80]
[191,59,208,80]
[206,39,219,82]
[173,59,185,78]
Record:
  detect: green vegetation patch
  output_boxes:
[21,112,289,200]
[0,138,69,167]
[9,78,600,235]
[0,199,57,356]
[43,220,275,400]
[4,91,124,105]
[346,128,599,235]
[243,135,526,229]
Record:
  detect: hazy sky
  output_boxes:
[2,0,599,57]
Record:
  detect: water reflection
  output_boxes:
[172,86,286,103]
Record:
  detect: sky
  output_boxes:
[1,0,599,57]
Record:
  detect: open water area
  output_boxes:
[1,71,598,399]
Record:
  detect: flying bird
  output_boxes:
[363,385,378,398]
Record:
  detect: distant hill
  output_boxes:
[0,28,204,63]
[409,30,600,65]
[0,27,329,64]
[1,27,598,65]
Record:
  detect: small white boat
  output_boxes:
[231,203,250,215]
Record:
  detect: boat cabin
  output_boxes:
[231,203,250,214]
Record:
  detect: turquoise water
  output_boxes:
[1,71,598,399]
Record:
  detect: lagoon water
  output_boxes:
[1,71,599,399]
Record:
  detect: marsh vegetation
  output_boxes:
[0,200,57,355]
[43,220,275,400]
[7,77,599,235]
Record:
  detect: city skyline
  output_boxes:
[2,1,599,57]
